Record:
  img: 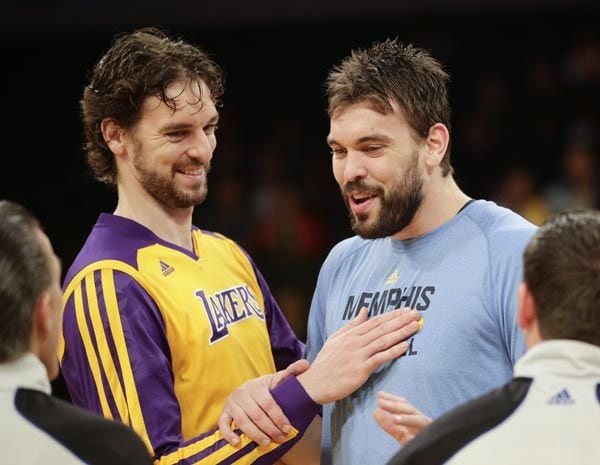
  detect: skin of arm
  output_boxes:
[279,416,322,465]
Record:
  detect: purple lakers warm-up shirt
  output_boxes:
[59,214,318,464]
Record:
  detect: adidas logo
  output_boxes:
[547,388,575,405]
[385,269,399,285]
[160,260,175,277]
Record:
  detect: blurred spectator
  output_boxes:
[543,143,599,213]
[494,166,550,226]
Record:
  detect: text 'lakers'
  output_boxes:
[196,285,264,343]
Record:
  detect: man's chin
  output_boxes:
[177,186,208,207]
[351,217,380,239]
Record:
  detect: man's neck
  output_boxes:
[392,176,471,241]
[114,190,195,251]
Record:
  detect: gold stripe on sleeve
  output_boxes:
[73,282,112,419]
[84,273,130,425]
[101,269,153,454]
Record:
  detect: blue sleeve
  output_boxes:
[490,223,537,364]
[306,249,335,364]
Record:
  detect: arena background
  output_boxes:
[2,0,598,398]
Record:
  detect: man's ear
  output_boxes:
[101,118,127,157]
[423,123,449,170]
[31,292,53,348]
[517,282,537,331]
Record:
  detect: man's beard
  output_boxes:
[343,151,424,239]
[133,140,210,209]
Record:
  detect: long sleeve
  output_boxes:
[60,269,309,465]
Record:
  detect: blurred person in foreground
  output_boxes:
[385,209,600,465]
[0,200,152,465]
[59,27,421,464]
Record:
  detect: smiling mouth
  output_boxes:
[349,193,377,205]
[178,169,203,176]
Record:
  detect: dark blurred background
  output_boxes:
[2,2,599,398]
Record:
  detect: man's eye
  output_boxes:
[331,148,347,157]
[204,124,219,135]
[167,131,187,139]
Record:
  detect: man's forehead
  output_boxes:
[142,79,214,112]
[327,99,413,146]
[331,98,403,120]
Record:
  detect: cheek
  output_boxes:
[332,158,345,185]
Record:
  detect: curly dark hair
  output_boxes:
[327,38,453,176]
[81,27,224,184]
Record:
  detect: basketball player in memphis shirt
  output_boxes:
[219,39,538,465]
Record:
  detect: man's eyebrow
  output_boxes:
[355,134,393,144]
[161,122,193,132]
[161,114,219,133]
[326,133,393,146]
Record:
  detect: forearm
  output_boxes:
[279,416,322,465]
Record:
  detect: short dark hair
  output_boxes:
[0,201,51,362]
[81,27,224,184]
[524,209,600,346]
[327,38,453,176]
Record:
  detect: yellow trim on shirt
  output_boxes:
[84,273,130,425]
[72,283,112,419]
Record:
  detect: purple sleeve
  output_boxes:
[250,376,322,464]
[61,269,308,464]
[60,270,183,457]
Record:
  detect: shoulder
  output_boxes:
[389,378,533,465]
[194,227,250,257]
[323,235,377,268]
[15,388,152,464]
[463,200,537,237]
[462,200,537,252]
[64,214,160,287]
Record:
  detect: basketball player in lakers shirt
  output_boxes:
[59,28,421,465]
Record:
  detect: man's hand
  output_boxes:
[373,391,432,445]
[218,359,310,447]
[218,307,420,447]
[297,307,421,404]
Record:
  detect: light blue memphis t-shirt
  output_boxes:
[306,200,537,465]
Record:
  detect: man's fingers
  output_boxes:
[360,318,419,365]
[333,307,369,336]
[398,431,415,446]
[270,359,309,388]
[363,340,411,372]
[377,396,417,415]
[376,395,432,430]
[247,389,291,442]
[284,359,310,377]
[394,413,432,429]
[377,391,406,403]
[229,401,273,447]
[373,407,392,432]
[360,310,420,342]
[373,408,411,444]
[218,411,240,446]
